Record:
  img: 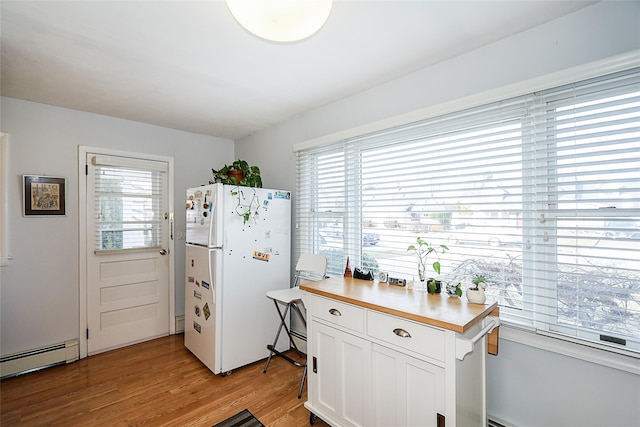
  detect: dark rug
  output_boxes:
[212,409,265,427]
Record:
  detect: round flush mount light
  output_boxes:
[226,0,333,43]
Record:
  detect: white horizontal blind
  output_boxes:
[296,66,640,353]
[92,156,167,252]
[297,143,349,276]
[529,68,640,349]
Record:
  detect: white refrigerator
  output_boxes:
[184,183,291,374]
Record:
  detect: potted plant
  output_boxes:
[467,274,487,304]
[407,237,448,293]
[210,159,263,187]
[210,160,264,224]
[445,282,463,297]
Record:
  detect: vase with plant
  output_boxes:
[446,282,463,297]
[210,160,264,224]
[407,237,448,293]
[466,274,487,304]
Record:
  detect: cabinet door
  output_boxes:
[371,343,445,427]
[310,321,371,427]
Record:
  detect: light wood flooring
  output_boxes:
[1,334,331,427]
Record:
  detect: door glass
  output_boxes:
[92,159,167,251]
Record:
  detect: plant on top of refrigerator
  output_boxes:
[210,160,262,188]
[210,160,264,224]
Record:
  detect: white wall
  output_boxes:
[235,2,640,426]
[0,97,234,355]
[488,336,640,427]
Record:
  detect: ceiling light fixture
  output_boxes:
[226,0,333,43]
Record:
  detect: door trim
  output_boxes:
[78,146,175,359]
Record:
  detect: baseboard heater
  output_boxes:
[488,416,514,427]
[175,315,185,334]
[290,328,307,354]
[1,339,79,379]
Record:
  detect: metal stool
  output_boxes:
[263,254,327,398]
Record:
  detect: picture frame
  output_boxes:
[23,175,66,216]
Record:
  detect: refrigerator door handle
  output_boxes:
[210,186,219,247]
[208,249,217,305]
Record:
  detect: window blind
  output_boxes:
[92,156,167,252]
[295,66,640,354]
[528,68,640,349]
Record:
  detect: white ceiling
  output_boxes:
[1,1,595,140]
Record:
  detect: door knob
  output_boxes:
[159,249,167,255]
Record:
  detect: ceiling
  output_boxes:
[1,1,595,140]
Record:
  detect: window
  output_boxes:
[296,67,640,353]
[91,155,167,252]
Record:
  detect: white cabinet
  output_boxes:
[304,292,494,427]
[371,343,445,427]
[309,322,370,427]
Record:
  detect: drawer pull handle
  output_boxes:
[329,308,342,316]
[393,328,411,338]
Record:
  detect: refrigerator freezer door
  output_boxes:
[186,184,223,247]
[184,244,222,373]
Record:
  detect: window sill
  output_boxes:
[499,322,640,375]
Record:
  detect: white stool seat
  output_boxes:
[266,287,304,304]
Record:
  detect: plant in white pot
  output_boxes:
[467,274,487,304]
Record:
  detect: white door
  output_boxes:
[83,150,172,355]
[371,343,445,427]
[310,321,371,427]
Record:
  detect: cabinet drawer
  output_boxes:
[367,311,445,362]
[310,295,365,334]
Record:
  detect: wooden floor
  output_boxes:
[1,334,331,427]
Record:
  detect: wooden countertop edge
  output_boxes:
[301,284,497,334]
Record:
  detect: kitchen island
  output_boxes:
[300,277,499,427]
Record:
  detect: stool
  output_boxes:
[263,254,327,398]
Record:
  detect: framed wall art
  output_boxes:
[23,175,66,216]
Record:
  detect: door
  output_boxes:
[371,343,445,427]
[184,245,220,373]
[83,149,173,355]
[310,321,371,427]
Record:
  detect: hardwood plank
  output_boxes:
[1,334,329,427]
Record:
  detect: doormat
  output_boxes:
[212,409,265,427]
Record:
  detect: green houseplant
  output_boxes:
[445,282,463,297]
[210,160,264,224]
[407,237,448,293]
[467,274,487,304]
[470,274,487,290]
[210,160,262,187]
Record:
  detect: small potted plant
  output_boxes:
[445,282,463,297]
[467,274,487,304]
[407,237,448,293]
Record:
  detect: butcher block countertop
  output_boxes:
[300,277,498,334]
